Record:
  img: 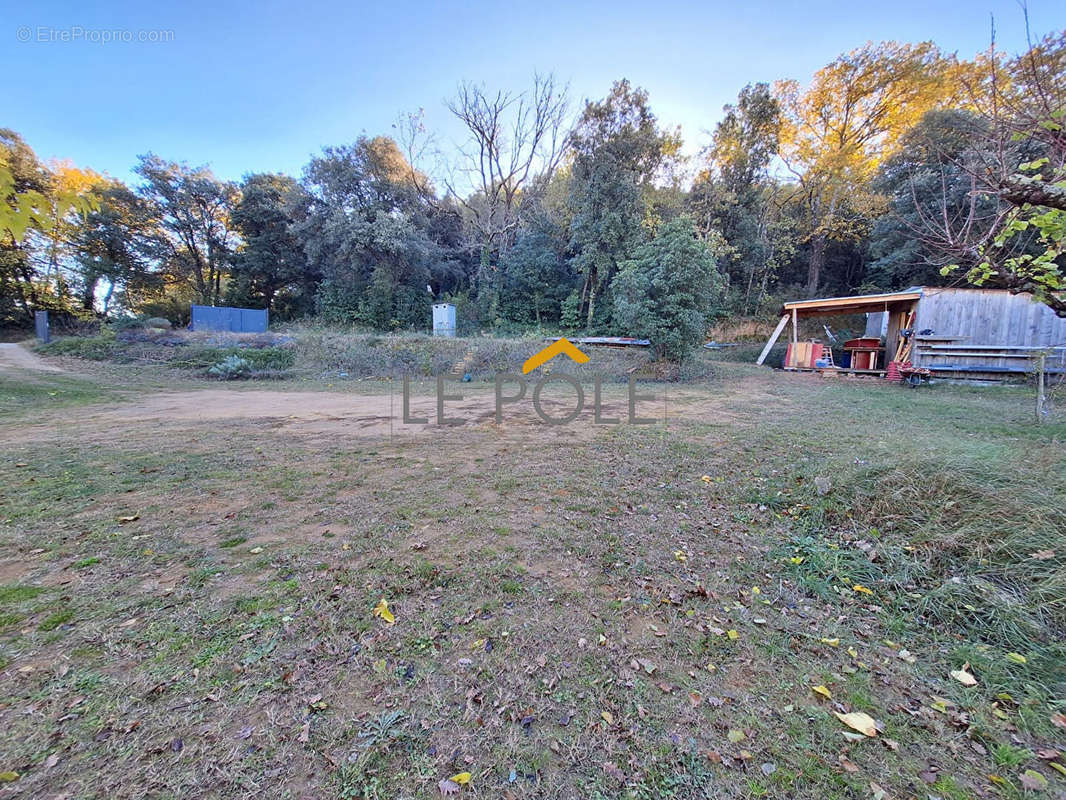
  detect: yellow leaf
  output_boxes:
[950,668,978,687]
[847,647,858,658]
[820,637,840,647]
[751,586,761,595]
[1048,762,1066,778]
[812,685,832,699]
[788,556,805,564]
[372,598,395,624]
[0,771,18,783]
[601,711,614,725]
[727,629,739,640]
[674,550,687,562]
[1005,652,1027,665]
[852,584,873,595]
[705,662,716,672]
[930,696,953,713]
[833,711,877,737]
[727,729,745,743]
[700,475,712,483]
[449,772,472,785]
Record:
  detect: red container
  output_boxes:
[844,338,881,370]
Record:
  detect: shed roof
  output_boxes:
[781,289,922,316]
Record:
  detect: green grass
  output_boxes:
[0,361,1063,799]
[0,373,114,415]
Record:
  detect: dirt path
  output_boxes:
[0,343,62,373]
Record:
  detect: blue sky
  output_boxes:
[5,0,1055,186]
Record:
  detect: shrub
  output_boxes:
[208,355,253,380]
[37,329,116,360]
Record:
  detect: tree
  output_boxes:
[135,154,239,306]
[611,216,724,362]
[690,83,784,313]
[227,173,316,317]
[775,42,960,295]
[498,228,575,327]
[444,74,569,310]
[1,130,95,325]
[868,109,1008,288]
[932,30,1066,316]
[568,80,679,329]
[74,180,157,314]
[297,136,449,329]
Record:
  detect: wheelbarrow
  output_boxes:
[898,364,932,388]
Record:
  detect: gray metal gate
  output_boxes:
[190,305,268,333]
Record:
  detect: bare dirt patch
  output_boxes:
[0,343,62,373]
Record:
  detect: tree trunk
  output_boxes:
[807,234,826,297]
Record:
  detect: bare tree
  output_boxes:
[907,17,1066,316]
[444,73,570,294]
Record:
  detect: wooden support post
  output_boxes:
[1036,354,1046,424]
[791,308,798,343]
[756,314,790,366]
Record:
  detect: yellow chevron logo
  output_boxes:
[522,338,590,375]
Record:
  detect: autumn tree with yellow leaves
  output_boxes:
[774,42,972,295]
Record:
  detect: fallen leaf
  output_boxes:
[930,696,953,713]
[1005,652,1027,665]
[249,546,263,554]
[1030,549,1055,560]
[0,772,18,782]
[870,781,888,800]
[820,637,840,647]
[1049,762,1066,778]
[727,629,739,640]
[839,755,859,772]
[852,584,874,595]
[1019,769,1048,791]
[117,514,139,523]
[601,711,614,725]
[727,729,745,743]
[812,685,832,700]
[449,772,471,786]
[438,778,459,795]
[897,649,917,663]
[1052,713,1066,729]
[833,711,877,737]
[372,598,395,624]
[950,668,978,686]
[760,762,776,776]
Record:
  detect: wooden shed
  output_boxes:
[756,287,1066,381]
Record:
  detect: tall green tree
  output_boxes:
[135,154,239,307]
[690,83,783,313]
[568,80,678,329]
[297,136,453,329]
[611,216,724,362]
[227,173,317,317]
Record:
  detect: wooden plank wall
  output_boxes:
[913,288,1066,374]
[915,288,1066,347]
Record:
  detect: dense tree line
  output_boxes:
[3,30,1064,353]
